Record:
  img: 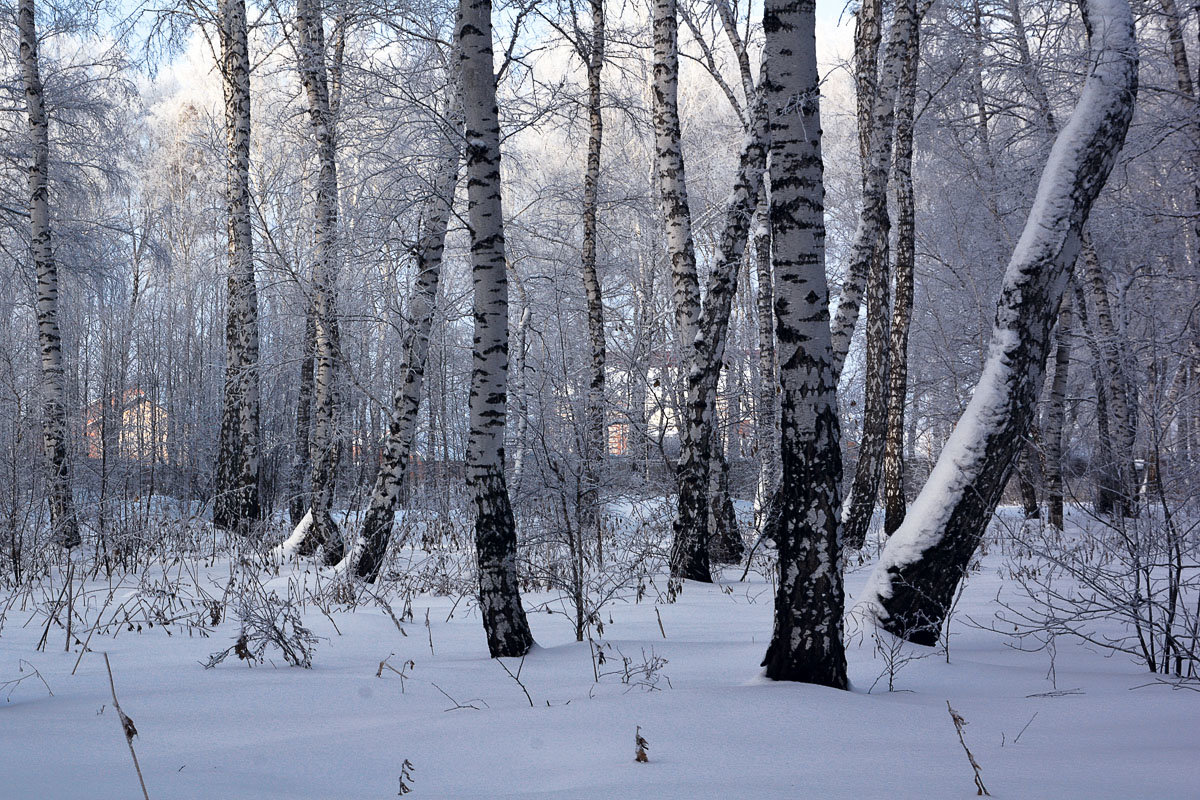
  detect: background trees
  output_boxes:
[0,0,1191,678]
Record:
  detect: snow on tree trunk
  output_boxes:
[213,0,262,536]
[579,0,607,550]
[859,0,1138,646]
[352,97,462,582]
[671,89,767,579]
[882,18,919,538]
[1045,294,1073,530]
[760,0,847,688]
[294,0,344,561]
[458,0,535,657]
[20,0,80,549]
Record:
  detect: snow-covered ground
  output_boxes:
[1,510,1197,798]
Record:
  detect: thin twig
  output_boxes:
[104,653,151,800]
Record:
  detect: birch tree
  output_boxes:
[652,0,709,582]
[291,0,344,560]
[20,0,81,549]
[839,0,921,550]
[351,86,462,582]
[760,0,846,688]
[881,13,920,536]
[459,0,535,657]
[860,0,1138,645]
[212,0,262,536]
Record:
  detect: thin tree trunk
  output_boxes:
[882,19,920,537]
[289,311,315,527]
[213,0,262,536]
[1081,240,1136,514]
[751,192,778,542]
[579,0,607,549]
[760,0,847,688]
[860,0,1137,645]
[294,0,344,561]
[828,0,916,381]
[840,0,924,549]
[1045,293,1073,530]
[20,0,80,549]
[670,87,768,579]
[353,103,462,581]
[458,0,535,657]
[652,0,708,582]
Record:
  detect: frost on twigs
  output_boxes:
[947,701,991,796]
[204,579,319,668]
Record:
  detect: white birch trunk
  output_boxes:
[458,0,535,657]
[293,0,344,561]
[20,0,80,549]
[760,0,846,687]
[213,0,262,535]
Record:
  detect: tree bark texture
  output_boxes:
[295,0,344,560]
[760,0,847,688]
[458,0,535,657]
[20,0,81,549]
[213,0,262,536]
[882,19,920,537]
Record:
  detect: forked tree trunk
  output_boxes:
[882,20,920,537]
[353,97,462,582]
[761,0,847,688]
[839,0,923,550]
[458,0,535,657]
[828,0,916,381]
[213,0,262,536]
[671,90,767,579]
[579,0,607,549]
[1044,293,1072,530]
[20,0,80,549]
[860,0,1137,645]
[295,0,344,561]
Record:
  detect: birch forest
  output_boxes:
[1,0,1198,795]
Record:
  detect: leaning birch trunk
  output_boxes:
[761,0,847,688]
[20,0,80,549]
[458,0,535,657]
[1044,293,1073,530]
[882,19,920,537]
[579,0,607,549]
[751,192,778,542]
[859,0,1137,645]
[671,93,767,578]
[653,0,709,582]
[213,0,262,536]
[351,105,462,582]
[295,0,344,561]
